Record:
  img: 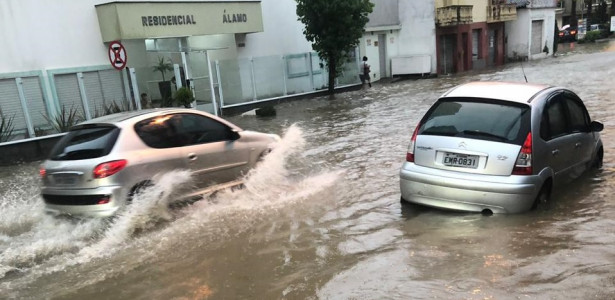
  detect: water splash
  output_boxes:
[0,124,340,298]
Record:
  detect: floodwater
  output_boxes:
[1,41,615,299]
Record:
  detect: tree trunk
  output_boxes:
[327,56,336,95]
[587,0,593,24]
[571,1,578,28]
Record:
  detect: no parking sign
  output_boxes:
[108,41,127,70]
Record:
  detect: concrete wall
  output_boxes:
[367,0,400,27]
[238,0,313,58]
[506,9,531,59]
[397,0,437,73]
[0,0,109,74]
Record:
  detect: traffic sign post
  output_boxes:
[108,41,127,70]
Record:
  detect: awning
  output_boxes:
[95,1,264,42]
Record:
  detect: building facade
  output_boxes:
[0,0,354,144]
[506,0,557,61]
[433,0,516,75]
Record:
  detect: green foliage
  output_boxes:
[583,30,602,42]
[94,100,132,118]
[153,57,173,81]
[174,86,194,108]
[296,0,374,94]
[43,105,83,133]
[0,110,15,143]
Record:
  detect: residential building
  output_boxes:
[434,0,517,74]
[359,0,438,78]
[506,0,557,61]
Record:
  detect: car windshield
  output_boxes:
[49,126,120,160]
[419,98,531,145]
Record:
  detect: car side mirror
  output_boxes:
[590,121,603,132]
[229,129,241,140]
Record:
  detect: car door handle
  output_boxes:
[575,142,582,148]
[188,153,197,161]
[551,149,559,156]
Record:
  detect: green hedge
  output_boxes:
[583,30,602,43]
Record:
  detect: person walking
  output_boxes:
[361,56,372,87]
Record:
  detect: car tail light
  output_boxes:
[512,132,532,175]
[93,160,127,179]
[406,124,421,162]
[39,166,46,178]
[570,30,576,35]
[558,32,564,37]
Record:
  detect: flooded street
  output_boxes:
[2,41,615,299]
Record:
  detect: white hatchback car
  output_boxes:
[400,82,603,213]
[40,108,280,217]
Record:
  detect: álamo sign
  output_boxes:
[223,10,247,23]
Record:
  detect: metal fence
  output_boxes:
[216,51,360,108]
[0,51,360,144]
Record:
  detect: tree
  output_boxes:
[585,0,593,24]
[571,0,578,28]
[296,0,374,95]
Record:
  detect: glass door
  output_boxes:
[184,51,217,115]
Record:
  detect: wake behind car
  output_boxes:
[40,108,280,217]
[400,81,603,213]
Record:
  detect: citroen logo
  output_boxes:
[458,142,467,149]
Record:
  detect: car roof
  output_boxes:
[441,81,553,104]
[75,108,241,130]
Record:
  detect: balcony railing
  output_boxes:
[436,5,473,27]
[487,3,517,23]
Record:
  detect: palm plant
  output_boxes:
[153,57,173,81]
[153,57,174,103]
[43,105,82,133]
[0,110,15,143]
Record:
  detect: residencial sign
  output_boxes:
[95,2,264,42]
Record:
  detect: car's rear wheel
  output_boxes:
[593,147,603,169]
[128,180,153,202]
[532,181,552,211]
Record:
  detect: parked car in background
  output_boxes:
[40,108,280,217]
[558,24,577,42]
[590,24,609,37]
[400,81,603,214]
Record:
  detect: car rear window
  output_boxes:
[418,98,531,145]
[49,126,120,160]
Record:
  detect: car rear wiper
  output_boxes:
[459,130,507,141]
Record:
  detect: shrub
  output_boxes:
[174,87,194,108]
[583,30,602,43]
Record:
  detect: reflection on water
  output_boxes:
[1,42,615,299]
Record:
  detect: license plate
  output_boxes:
[53,175,77,185]
[443,152,479,168]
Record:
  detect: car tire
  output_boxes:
[128,180,153,202]
[532,182,552,211]
[593,147,603,169]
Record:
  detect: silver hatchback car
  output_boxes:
[40,108,280,217]
[400,81,603,213]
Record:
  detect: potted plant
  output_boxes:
[174,86,194,108]
[152,56,174,106]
